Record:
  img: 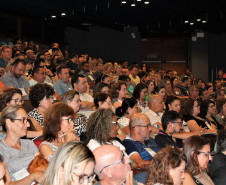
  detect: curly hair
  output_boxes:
[183,135,210,176]
[0,88,22,112]
[110,80,126,99]
[86,108,115,144]
[29,83,55,108]
[146,146,187,185]
[132,83,148,100]
[43,102,75,142]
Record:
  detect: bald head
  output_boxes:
[130,113,149,131]
[93,145,121,176]
[148,95,164,113]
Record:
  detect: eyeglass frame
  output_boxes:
[11,117,28,124]
[132,123,152,128]
[72,172,96,184]
[197,151,212,158]
[99,152,125,174]
[62,117,74,124]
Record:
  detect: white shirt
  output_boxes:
[80,93,94,102]
[145,109,163,125]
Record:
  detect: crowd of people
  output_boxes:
[0,40,225,185]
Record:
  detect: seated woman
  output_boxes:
[0,88,24,112]
[215,99,226,125]
[145,80,155,102]
[0,105,42,183]
[199,100,223,130]
[86,108,125,152]
[93,82,110,97]
[133,83,149,113]
[183,135,214,185]
[111,80,127,109]
[161,78,173,97]
[0,88,41,138]
[116,97,138,134]
[181,99,217,135]
[94,92,112,109]
[146,146,186,185]
[28,83,54,130]
[42,141,95,185]
[40,102,79,161]
[62,90,87,137]
[153,85,166,101]
[170,77,182,96]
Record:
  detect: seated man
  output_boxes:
[29,66,47,86]
[122,113,161,167]
[1,59,30,99]
[155,110,183,148]
[93,145,142,185]
[145,95,164,131]
[53,66,72,97]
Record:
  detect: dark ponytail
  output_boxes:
[115,98,137,117]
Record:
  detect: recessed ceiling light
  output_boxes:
[61,13,66,16]
[131,3,136,6]
[122,0,126,4]
[144,1,149,4]
[51,15,56,18]
[202,20,207,23]
[190,22,194,25]
[137,0,142,1]
[197,18,201,22]
[184,20,189,23]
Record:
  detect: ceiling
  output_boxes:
[1,0,226,35]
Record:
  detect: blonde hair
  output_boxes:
[41,141,95,185]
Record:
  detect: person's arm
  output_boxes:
[39,143,54,160]
[129,153,150,168]
[28,118,43,131]
[26,131,42,139]
[80,101,94,110]
[183,172,196,185]
[172,131,200,140]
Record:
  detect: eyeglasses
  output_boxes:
[209,105,215,108]
[11,117,28,124]
[72,172,96,184]
[133,123,151,128]
[62,117,74,124]
[197,151,211,158]
[99,152,125,174]
[46,95,54,100]
[11,99,24,104]
[173,121,183,126]
[105,101,112,105]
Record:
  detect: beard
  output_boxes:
[14,73,21,79]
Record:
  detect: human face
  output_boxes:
[127,104,138,116]
[191,88,199,99]
[44,52,51,60]
[97,63,103,72]
[149,72,155,81]
[165,80,172,91]
[168,100,181,113]
[208,87,214,95]
[0,162,5,185]
[118,85,127,100]
[154,96,164,113]
[8,93,23,105]
[27,51,35,60]
[39,96,54,110]
[2,48,12,60]
[13,62,26,78]
[109,116,119,138]
[148,81,154,93]
[140,88,148,100]
[169,161,185,185]
[130,67,138,77]
[208,103,216,116]
[173,78,178,87]
[67,95,81,113]
[122,68,129,76]
[82,63,90,73]
[99,96,112,109]
[10,108,30,137]
[35,68,46,83]
[103,77,111,86]
[60,116,74,133]
[59,69,70,83]
[201,90,209,101]
[197,144,212,170]
[157,88,166,99]
[136,116,152,140]
[171,118,183,133]
[71,161,95,185]
[192,101,200,116]
[101,86,109,94]
[77,77,88,94]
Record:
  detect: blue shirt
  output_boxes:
[53,79,73,97]
[122,135,161,161]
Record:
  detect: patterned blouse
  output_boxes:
[28,108,44,127]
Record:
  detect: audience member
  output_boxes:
[215,99,226,125]
[146,146,186,185]
[145,80,155,102]
[179,76,190,96]
[122,113,161,166]
[133,83,148,113]
[42,140,95,185]
[129,65,140,85]
[93,82,110,97]
[53,66,72,97]
[29,66,47,86]
[153,85,166,100]
[94,92,112,109]
[189,84,199,100]
[0,45,12,69]
[111,80,127,109]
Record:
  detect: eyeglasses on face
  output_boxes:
[173,121,183,126]
[99,152,125,174]
[72,172,96,184]
[62,117,74,124]
[105,100,112,105]
[11,117,28,124]
[133,123,151,128]
[197,151,212,158]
